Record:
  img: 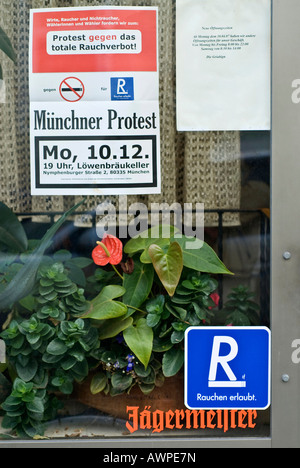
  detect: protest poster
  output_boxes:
[29,6,160,195]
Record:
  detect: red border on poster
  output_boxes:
[32,9,157,73]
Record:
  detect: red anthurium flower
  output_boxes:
[92,234,123,266]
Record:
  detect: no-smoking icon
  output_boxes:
[59,77,85,102]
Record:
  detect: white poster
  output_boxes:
[29,6,160,195]
[176,0,271,131]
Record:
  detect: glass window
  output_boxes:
[0,0,270,441]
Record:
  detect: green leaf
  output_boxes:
[70,359,88,380]
[46,339,68,356]
[61,356,77,371]
[146,295,165,314]
[26,397,44,414]
[171,330,185,344]
[139,383,155,395]
[97,316,133,340]
[66,257,93,268]
[124,225,180,261]
[134,363,151,378]
[162,347,184,377]
[85,285,127,320]
[152,336,173,352]
[165,303,187,321]
[53,250,72,262]
[0,199,86,310]
[0,202,28,252]
[0,27,17,62]
[192,302,207,320]
[123,235,148,255]
[123,318,153,369]
[66,258,92,287]
[26,333,40,346]
[90,372,107,395]
[174,236,233,275]
[1,415,20,430]
[111,372,133,391]
[19,295,35,312]
[148,242,183,296]
[226,311,251,326]
[16,359,38,382]
[123,258,154,316]
[146,313,161,328]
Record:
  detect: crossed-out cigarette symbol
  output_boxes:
[59,77,85,102]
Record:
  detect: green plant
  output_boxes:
[0,203,245,437]
[0,201,104,437]
[83,227,230,396]
[0,199,85,310]
[1,378,60,438]
[0,257,100,437]
[223,285,260,326]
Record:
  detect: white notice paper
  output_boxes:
[176,0,271,131]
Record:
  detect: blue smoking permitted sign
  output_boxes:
[184,326,271,410]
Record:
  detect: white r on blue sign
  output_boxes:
[185,326,271,410]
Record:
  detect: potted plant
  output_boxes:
[0,202,236,436]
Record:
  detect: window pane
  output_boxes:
[0,0,270,441]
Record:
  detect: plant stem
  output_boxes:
[95,242,124,281]
[124,304,147,315]
[112,264,124,281]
